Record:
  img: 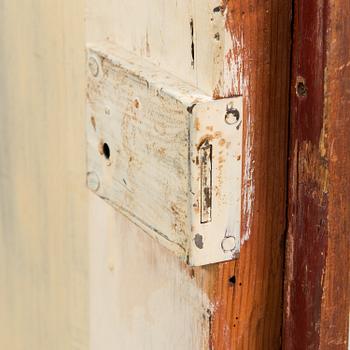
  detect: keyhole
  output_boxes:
[103,143,110,160]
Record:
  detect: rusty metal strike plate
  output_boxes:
[86,42,243,266]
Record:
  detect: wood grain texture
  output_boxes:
[200,1,292,349]
[320,0,350,346]
[283,0,350,348]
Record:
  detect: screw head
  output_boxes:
[221,236,236,252]
[88,56,99,77]
[87,171,100,192]
[225,108,240,125]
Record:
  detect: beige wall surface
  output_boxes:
[0,1,211,349]
[0,1,89,349]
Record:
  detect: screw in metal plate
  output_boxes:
[225,102,240,125]
[87,171,100,192]
[221,236,236,252]
[225,106,240,125]
[88,56,100,77]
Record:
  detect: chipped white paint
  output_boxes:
[86,0,234,97]
[241,78,255,245]
[222,31,244,96]
[86,42,243,266]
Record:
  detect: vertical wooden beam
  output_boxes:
[196,1,292,348]
[283,0,350,348]
[320,2,350,346]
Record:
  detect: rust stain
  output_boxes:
[197,132,223,150]
[98,140,104,155]
[171,203,180,215]
[157,147,166,157]
[198,135,214,149]
[219,138,226,146]
[214,131,222,138]
[194,117,201,131]
[213,85,222,100]
[133,98,140,109]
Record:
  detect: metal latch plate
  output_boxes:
[86,42,243,266]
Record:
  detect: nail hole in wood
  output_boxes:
[296,80,307,97]
[229,275,236,285]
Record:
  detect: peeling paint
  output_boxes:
[241,77,254,245]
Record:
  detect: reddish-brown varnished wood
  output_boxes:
[283,0,350,348]
[197,1,292,348]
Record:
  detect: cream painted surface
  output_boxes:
[0,1,88,349]
[89,198,210,349]
[0,0,214,349]
[86,0,231,96]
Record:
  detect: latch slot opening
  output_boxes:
[199,141,212,224]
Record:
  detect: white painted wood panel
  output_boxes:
[86,0,242,97]
[0,0,216,349]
